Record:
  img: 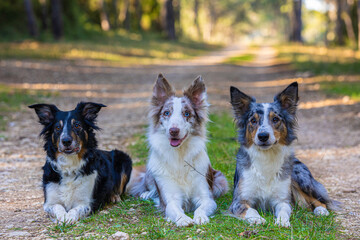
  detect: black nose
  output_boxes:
[62,137,72,147]
[169,128,180,137]
[258,132,269,142]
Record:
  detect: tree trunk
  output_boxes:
[335,0,345,45]
[51,0,63,40]
[207,0,216,38]
[194,0,202,39]
[24,0,38,37]
[357,0,360,49]
[122,0,130,30]
[342,0,356,46]
[290,0,302,42]
[99,0,110,31]
[134,0,142,30]
[39,0,48,30]
[165,0,176,40]
[112,0,118,28]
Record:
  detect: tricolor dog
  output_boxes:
[229,82,340,227]
[30,102,132,223]
[127,74,228,226]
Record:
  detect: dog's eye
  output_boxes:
[184,111,190,117]
[272,117,280,123]
[164,111,170,116]
[73,122,81,129]
[55,126,61,131]
[250,118,257,124]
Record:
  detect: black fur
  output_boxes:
[30,102,132,216]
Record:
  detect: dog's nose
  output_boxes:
[62,137,73,147]
[169,128,180,137]
[258,132,269,142]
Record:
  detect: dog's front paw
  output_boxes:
[275,217,291,228]
[64,210,80,224]
[193,214,209,225]
[174,215,194,227]
[245,208,266,225]
[110,193,121,203]
[314,206,329,216]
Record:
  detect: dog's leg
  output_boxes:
[192,180,217,225]
[156,178,194,227]
[274,202,292,227]
[44,204,67,223]
[65,205,91,224]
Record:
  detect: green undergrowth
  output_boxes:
[223,53,255,65]
[48,113,342,239]
[0,84,53,130]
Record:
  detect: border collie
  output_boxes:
[127,74,228,226]
[228,82,340,227]
[29,102,132,224]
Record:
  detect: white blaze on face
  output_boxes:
[162,97,192,147]
[254,103,276,148]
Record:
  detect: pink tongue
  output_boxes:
[170,139,181,147]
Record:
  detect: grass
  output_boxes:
[0,84,53,130]
[223,53,256,65]
[47,113,342,239]
[277,44,360,100]
[0,31,219,65]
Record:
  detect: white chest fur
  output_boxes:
[241,145,292,208]
[46,171,98,211]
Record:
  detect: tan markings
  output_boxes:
[292,182,327,210]
[239,202,251,218]
[269,112,288,145]
[77,140,86,159]
[84,131,88,142]
[246,113,259,146]
[206,165,215,191]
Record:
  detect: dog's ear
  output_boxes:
[274,82,299,115]
[230,86,255,116]
[152,73,175,106]
[76,102,106,121]
[29,104,59,125]
[184,75,207,107]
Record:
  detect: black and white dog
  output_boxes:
[127,74,228,226]
[229,82,340,227]
[30,102,132,224]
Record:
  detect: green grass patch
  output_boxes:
[277,45,360,75]
[223,53,255,65]
[0,84,53,129]
[47,113,342,239]
[320,81,360,101]
[0,31,220,65]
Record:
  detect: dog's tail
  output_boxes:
[126,165,147,197]
[208,167,229,199]
[111,150,132,197]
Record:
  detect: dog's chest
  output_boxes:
[240,147,291,203]
[49,171,98,210]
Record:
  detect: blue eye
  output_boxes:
[184,111,190,117]
[164,111,170,116]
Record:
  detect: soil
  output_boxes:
[0,45,359,239]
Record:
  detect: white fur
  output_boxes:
[44,155,96,224]
[241,144,293,227]
[145,97,216,226]
[254,103,276,148]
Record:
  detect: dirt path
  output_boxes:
[0,46,359,239]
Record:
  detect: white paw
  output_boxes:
[140,191,152,200]
[174,215,194,227]
[275,217,291,228]
[314,206,329,216]
[64,210,80,224]
[194,214,209,225]
[245,208,266,225]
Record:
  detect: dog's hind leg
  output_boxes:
[111,150,132,202]
[291,159,341,215]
